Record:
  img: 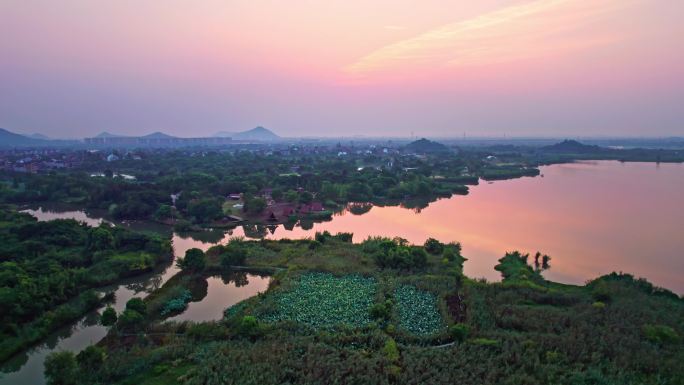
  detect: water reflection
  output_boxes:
[5,161,683,384]
[221,161,684,293]
[167,272,271,323]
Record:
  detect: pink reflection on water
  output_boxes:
[221,161,684,292]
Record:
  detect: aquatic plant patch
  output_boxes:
[395,285,444,335]
[263,273,376,329]
[160,289,193,316]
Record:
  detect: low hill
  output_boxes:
[142,132,176,139]
[95,131,125,138]
[541,140,603,153]
[214,126,280,141]
[0,128,50,147]
[29,133,50,140]
[404,138,451,154]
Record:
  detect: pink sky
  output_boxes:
[1,0,683,138]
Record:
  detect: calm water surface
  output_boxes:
[3,161,683,384]
[167,273,271,323]
[223,161,684,292]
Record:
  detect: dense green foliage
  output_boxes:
[261,273,377,329]
[39,233,683,385]
[0,207,171,362]
[395,285,444,335]
[176,248,206,273]
[44,351,78,385]
[0,148,492,225]
[160,289,193,316]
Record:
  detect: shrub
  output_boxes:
[44,351,78,385]
[424,238,444,255]
[100,306,117,326]
[125,297,147,316]
[160,289,193,316]
[118,309,144,331]
[76,345,105,371]
[470,338,499,346]
[449,323,470,343]
[643,324,680,345]
[383,337,400,362]
[219,244,247,267]
[176,248,206,273]
[370,299,393,323]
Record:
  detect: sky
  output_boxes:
[1,0,683,139]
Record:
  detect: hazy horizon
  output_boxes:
[2,0,683,139]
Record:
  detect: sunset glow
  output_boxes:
[1,0,683,137]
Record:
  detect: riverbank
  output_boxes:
[61,236,684,385]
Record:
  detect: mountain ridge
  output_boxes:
[214,126,280,141]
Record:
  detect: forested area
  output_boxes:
[38,235,683,385]
[0,148,536,226]
[0,207,171,362]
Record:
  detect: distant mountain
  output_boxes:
[0,128,50,147]
[214,126,280,141]
[29,133,50,140]
[404,138,451,153]
[541,140,603,153]
[142,132,176,139]
[95,132,125,138]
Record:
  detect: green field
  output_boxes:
[262,273,377,329]
[395,285,444,335]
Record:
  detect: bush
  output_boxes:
[643,324,680,345]
[383,337,400,362]
[125,297,147,316]
[370,300,393,323]
[100,306,117,326]
[118,309,144,330]
[449,323,470,343]
[76,345,105,371]
[177,248,206,273]
[45,351,78,385]
[424,238,444,255]
[219,244,247,268]
[160,289,193,316]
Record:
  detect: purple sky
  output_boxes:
[1,0,683,138]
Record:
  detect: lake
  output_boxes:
[3,160,683,384]
[19,160,684,293]
[221,161,683,293]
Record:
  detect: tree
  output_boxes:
[187,198,222,223]
[154,204,173,220]
[45,351,78,385]
[284,190,299,203]
[424,238,444,255]
[100,306,117,326]
[299,191,314,204]
[450,323,470,343]
[117,308,144,330]
[271,188,283,201]
[87,227,113,252]
[177,248,206,273]
[220,244,246,268]
[76,345,105,371]
[542,254,552,271]
[125,297,147,316]
[245,197,267,215]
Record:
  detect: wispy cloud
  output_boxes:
[346,0,629,76]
